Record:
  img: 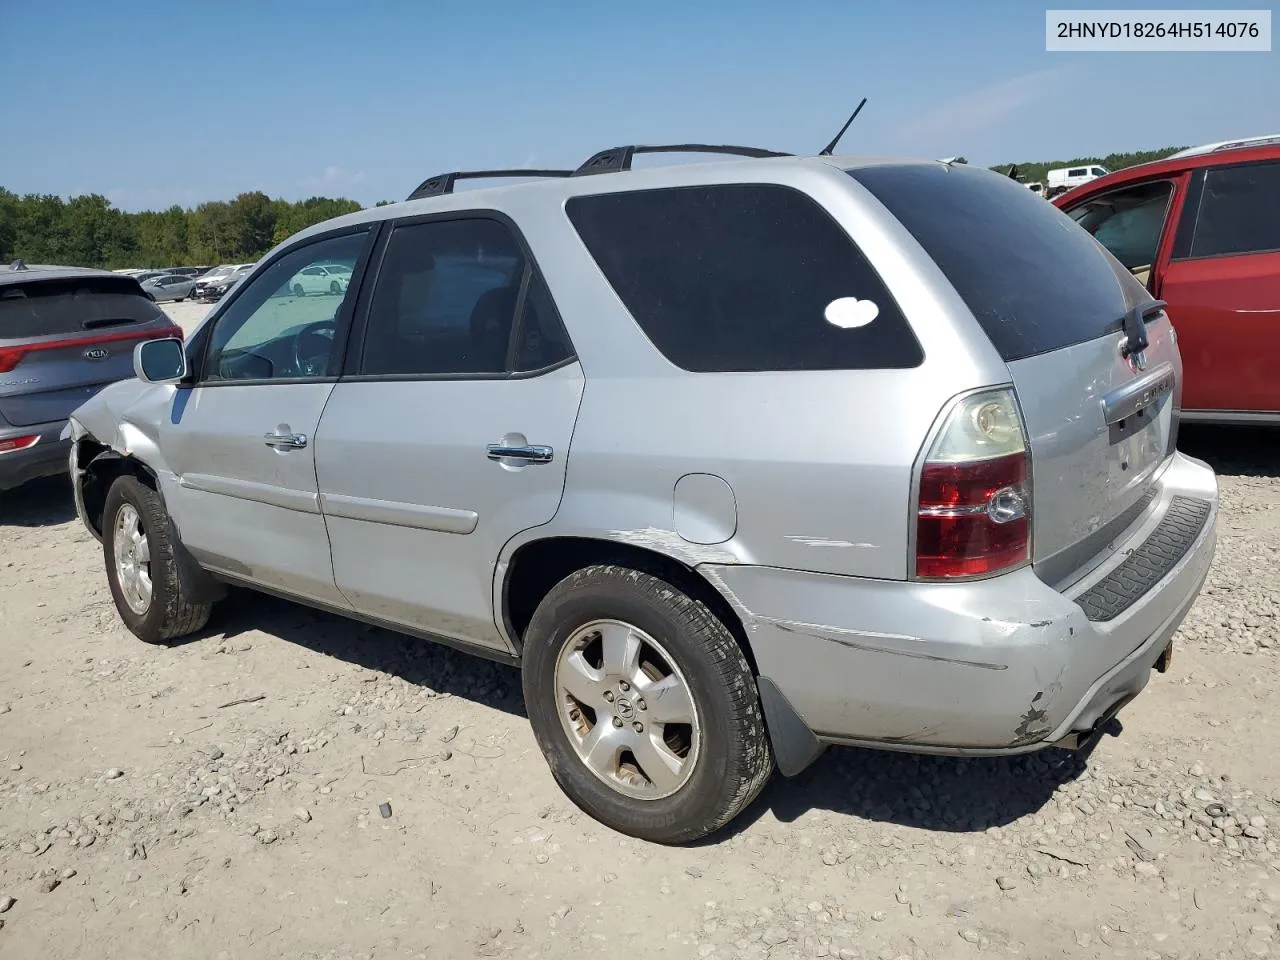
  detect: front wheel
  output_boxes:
[292,283,305,298]
[522,565,773,844]
[103,475,212,644]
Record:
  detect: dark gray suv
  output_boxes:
[0,263,182,492]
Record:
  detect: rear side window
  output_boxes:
[565,183,922,372]
[850,164,1146,362]
[1189,160,1280,258]
[0,276,166,339]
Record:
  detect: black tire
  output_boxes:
[522,564,773,844]
[175,296,185,302]
[103,475,212,644]
[329,280,340,294]
[293,283,305,298]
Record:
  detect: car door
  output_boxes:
[158,226,376,605]
[314,214,584,652]
[1158,158,1280,415]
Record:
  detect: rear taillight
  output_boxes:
[0,325,182,374]
[915,387,1031,580]
[0,435,39,455]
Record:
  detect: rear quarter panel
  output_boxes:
[494,163,1012,580]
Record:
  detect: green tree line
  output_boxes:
[0,189,365,270]
[988,146,1189,184]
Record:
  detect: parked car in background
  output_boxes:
[1046,164,1108,198]
[1055,136,1280,423]
[193,264,253,302]
[130,270,168,284]
[288,261,352,296]
[66,149,1216,843]
[0,263,182,492]
[163,266,213,278]
[139,273,195,303]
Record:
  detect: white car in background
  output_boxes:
[288,262,352,297]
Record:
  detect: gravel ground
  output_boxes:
[0,302,1277,959]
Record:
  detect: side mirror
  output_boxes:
[134,338,187,384]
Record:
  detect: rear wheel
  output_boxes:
[292,283,305,298]
[103,476,212,644]
[329,280,341,294]
[522,565,773,844]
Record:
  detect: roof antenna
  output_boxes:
[818,97,868,156]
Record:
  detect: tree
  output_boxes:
[0,188,366,269]
[226,191,277,259]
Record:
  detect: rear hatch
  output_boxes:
[0,274,181,427]
[850,163,1179,583]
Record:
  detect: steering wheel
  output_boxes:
[292,320,337,377]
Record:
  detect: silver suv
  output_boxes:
[67,147,1218,843]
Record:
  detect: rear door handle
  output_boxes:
[264,432,308,449]
[487,443,553,464]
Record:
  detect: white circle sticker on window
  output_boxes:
[824,297,879,329]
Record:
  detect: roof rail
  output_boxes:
[406,169,575,201]
[572,144,792,177]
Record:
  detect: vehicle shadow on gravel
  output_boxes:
[0,476,77,528]
[190,589,527,717]
[718,732,1110,840]
[1178,424,1280,477]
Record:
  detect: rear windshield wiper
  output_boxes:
[1120,300,1167,360]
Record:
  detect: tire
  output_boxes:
[293,283,305,298]
[329,280,340,294]
[103,475,212,644]
[522,564,773,844]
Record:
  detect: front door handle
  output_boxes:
[264,432,308,449]
[487,443,553,464]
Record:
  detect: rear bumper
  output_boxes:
[703,451,1217,768]
[0,421,71,492]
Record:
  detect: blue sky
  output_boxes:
[2,0,1276,211]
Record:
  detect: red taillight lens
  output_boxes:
[0,435,40,455]
[0,347,25,374]
[914,388,1031,580]
[0,325,182,374]
[916,453,1030,578]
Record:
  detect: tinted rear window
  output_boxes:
[0,276,166,339]
[848,164,1146,362]
[565,183,923,372]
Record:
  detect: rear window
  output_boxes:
[565,183,923,372]
[0,276,166,339]
[849,164,1146,362]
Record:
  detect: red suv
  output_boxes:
[1053,137,1280,423]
